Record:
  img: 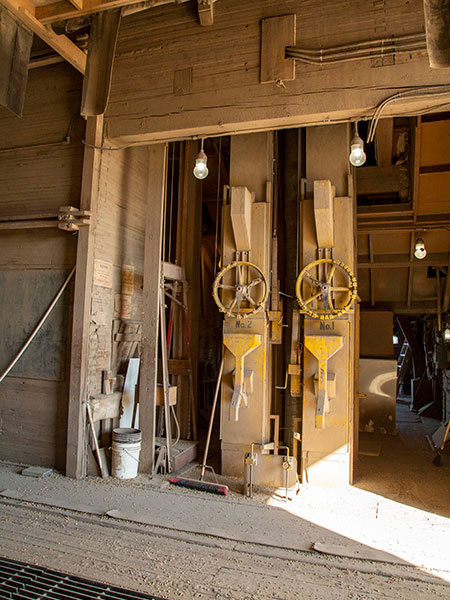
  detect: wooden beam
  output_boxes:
[442,253,450,313]
[197,0,214,26]
[358,252,448,268]
[436,268,442,331]
[162,261,185,282]
[0,0,86,74]
[69,0,84,8]
[407,232,415,308]
[375,117,393,167]
[66,115,104,479]
[139,144,168,474]
[81,7,121,116]
[368,234,375,307]
[313,180,334,248]
[36,0,190,24]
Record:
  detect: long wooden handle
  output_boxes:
[87,403,105,479]
[440,418,450,451]
[200,354,225,481]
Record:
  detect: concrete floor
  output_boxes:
[0,402,449,599]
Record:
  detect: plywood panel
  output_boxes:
[417,172,450,215]
[371,232,410,255]
[373,268,408,302]
[360,311,394,357]
[420,120,450,167]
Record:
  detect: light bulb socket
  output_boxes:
[349,133,366,167]
[193,149,209,180]
[414,237,427,260]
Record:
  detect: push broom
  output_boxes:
[433,418,450,467]
[169,354,229,495]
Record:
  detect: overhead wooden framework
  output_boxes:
[0,0,208,77]
[34,0,191,24]
[0,0,86,74]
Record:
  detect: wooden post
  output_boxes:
[139,144,168,473]
[66,115,103,479]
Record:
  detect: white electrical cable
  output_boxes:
[367,85,450,143]
[171,405,181,446]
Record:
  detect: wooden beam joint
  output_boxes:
[0,0,86,74]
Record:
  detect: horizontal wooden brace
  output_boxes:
[168,358,191,376]
[114,332,142,342]
[163,261,185,282]
[358,252,448,268]
[36,0,191,25]
[0,0,86,73]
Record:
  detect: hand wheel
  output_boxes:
[295,258,357,320]
[212,261,269,319]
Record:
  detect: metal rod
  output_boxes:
[0,267,76,384]
[200,354,225,481]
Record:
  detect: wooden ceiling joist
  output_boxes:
[35,0,191,25]
[0,0,86,73]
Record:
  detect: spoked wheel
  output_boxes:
[295,258,357,320]
[212,261,269,319]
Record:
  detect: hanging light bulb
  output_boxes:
[193,139,209,180]
[414,235,427,260]
[349,121,367,167]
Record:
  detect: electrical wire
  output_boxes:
[171,405,181,446]
[286,33,426,66]
[367,85,450,143]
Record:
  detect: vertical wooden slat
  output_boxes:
[436,268,442,332]
[369,234,375,307]
[407,232,415,308]
[442,253,450,313]
[139,143,168,473]
[66,115,103,479]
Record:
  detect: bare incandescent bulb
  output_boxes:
[414,236,427,260]
[349,133,367,167]
[193,140,209,180]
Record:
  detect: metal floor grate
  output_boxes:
[0,557,166,600]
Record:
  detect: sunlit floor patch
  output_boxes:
[268,484,450,580]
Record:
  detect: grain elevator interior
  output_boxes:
[0,1,450,599]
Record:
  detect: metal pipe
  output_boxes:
[0,266,76,384]
[287,43,426,65]
[287,32,425,54]
[424,0,450,68]
[200,354,225,481]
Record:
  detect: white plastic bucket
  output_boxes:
[111,439,141,479]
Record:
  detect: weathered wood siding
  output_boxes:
[87,146,149,394]
[0,64,83,470]
[106,0,449,143]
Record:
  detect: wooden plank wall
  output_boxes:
[0,64,83,470]
[88,145,149,394]
[106,0,449,144]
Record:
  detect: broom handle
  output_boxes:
[439,418,450,451]
[200,354,225,481]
